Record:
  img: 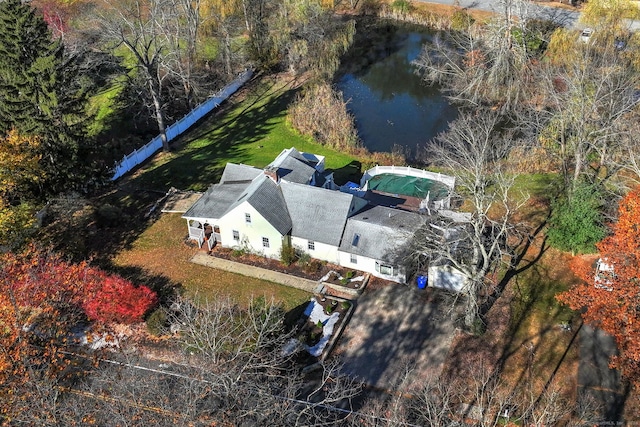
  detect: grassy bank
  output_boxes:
[127,74,360,192]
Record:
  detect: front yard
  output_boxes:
[112,213,310,310]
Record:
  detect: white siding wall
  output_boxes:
[291,237,339,264]
[428,265,468,292]
[337,251,407,283]
[218,202,284,259]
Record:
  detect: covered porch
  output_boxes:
[186,219,220,251]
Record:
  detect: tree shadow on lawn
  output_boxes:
[131,88,298,192]
[442,244,601,421]
[329,160,362,186]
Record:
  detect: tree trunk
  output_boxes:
[464,291,477,329]
[148,79,169,152]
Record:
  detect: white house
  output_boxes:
[183,147,461,284]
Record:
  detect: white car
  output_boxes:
[594,258,614,291]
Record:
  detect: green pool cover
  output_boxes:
[367,173,450,200]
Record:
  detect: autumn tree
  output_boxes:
[558,187,640,386]
[0,130,43,248]
[0,246,158,421]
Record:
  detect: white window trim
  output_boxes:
[376,261,394,276]
[262,237,270,248]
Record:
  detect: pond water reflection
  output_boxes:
[336,26,457,159]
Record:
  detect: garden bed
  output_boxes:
[319,270,369,297]
[283,295,353,360]
[210,246,368,292]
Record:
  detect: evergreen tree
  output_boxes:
[0,0,105,197]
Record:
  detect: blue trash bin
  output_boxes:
[417,275,427,289]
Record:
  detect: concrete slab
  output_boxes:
[161,190,202,213]
[335,284,457,391]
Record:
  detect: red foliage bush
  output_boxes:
[83,274,158,324]
[1,247,158,325]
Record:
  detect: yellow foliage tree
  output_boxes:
[0,130,43,247]
[544,28,581,66]
[580,0,640,31]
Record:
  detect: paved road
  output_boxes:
[578,325,626,422]
[419,0,580,26]
[418,0,640,31]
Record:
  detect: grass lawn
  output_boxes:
[108,73,363,309]
[500,247,581,397]
[127,74,359,192]
[502,176,581,400]
[112,213,310,310]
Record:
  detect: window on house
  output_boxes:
[350,254,357,264]
[245,213,251,224]
[375,262,394,276]
[262,237,270,248]
[232,230,240,241]
[308,241,315,251]
[352,234,360,247]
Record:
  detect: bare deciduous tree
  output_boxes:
[410,110,527,328]
[94,0,174,151]
[412,0,544,111]
[530,42,640,193]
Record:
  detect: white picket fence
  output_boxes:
[112,69,253,180]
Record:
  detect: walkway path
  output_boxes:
[190,252,322,293]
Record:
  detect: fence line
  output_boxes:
[111,70,253,180]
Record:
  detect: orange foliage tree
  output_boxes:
[558,187,640,384]
[0,246,157,421]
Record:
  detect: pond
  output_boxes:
[336,23,458,160]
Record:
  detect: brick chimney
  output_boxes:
[264,165,279,184]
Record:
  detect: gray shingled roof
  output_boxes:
[220,163,262,183]
[268,148,317,184]
[339,206,426,262]
[245,177,292,235]
[183,182,251,220]
[280,181,357,246]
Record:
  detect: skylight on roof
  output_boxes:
[352,234,360,247]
